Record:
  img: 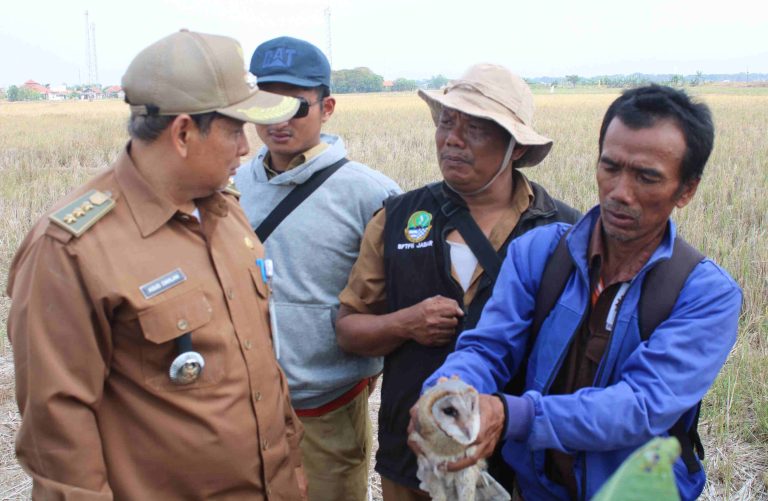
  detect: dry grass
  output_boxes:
[1,91,766,499]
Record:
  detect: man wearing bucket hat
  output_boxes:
[234,36,401,501]
[7,30,307,500]
[336,63,579,499]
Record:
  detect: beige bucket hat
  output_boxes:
[122,30,299,125]
[418,63,552,167]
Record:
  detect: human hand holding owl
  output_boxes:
[408,377,510,500]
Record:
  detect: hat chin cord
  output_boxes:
[444,139,516,197]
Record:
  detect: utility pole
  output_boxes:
[324,7,332,70]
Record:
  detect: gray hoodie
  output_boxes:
[235,134,402,408]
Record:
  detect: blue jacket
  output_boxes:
[425,205,741,500]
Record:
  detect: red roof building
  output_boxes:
[23,80,50,94]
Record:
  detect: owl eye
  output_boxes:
[442,406,459,418]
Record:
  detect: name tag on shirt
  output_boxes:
[139,268,187,299]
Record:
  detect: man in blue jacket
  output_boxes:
[417,84,742,500]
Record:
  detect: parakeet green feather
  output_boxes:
[592,437,682,501]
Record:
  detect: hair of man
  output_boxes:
[127,111,221,142]
[316,84,331,100]
[598,84,714,186]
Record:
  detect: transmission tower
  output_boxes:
[84,11,98,86]
[324,7,333,69]
[84,11,91,85]
[91,22,99,85]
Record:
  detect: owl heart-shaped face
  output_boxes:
[431,389,480,445]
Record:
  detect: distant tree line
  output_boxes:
[530,71,768,89]
[332,67,384,93]
[6,85,46,101]
[330,68,449,94]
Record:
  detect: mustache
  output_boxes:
[439,152,472,164]
[603,199,641,219]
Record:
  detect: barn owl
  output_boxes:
[409,378,511,501]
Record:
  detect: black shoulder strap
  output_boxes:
[255,158,348,242]
[504,228,574,397]
[531,228,575,340]
[640,235,704,474]
[429,184,503,281]
[639,236,704,341]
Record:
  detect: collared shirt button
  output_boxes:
[254,391,261,401]
[226,288,234,300]
[177,319,189,331]
[244,340,252,350]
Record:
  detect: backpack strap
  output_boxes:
[428,183,503,281]
[640,235,705,473]
[504,228,574,396]
[639,236,704,341]
[255,158,348,242]
[531,228,574,340]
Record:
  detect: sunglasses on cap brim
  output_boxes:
[292,96,323,119]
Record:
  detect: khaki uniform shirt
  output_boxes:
[6,146,303,500]
[339,170,534,312]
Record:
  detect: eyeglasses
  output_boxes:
[292,96,323,119]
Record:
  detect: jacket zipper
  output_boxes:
[581,278,636,500]
[540,280,590,499]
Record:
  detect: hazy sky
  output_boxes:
[1,0,766,87]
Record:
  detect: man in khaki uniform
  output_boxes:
[6,30,306,500]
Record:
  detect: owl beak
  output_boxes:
[458,424,474,445]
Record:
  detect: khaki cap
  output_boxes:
[122,30,299,124]
[418,63,553,167]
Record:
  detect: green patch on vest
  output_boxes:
[404,210,433,243]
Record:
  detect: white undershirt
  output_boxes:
[447,240,479,292]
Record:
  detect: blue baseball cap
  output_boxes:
[250,36,331,88]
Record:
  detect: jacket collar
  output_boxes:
[567,205,677,282]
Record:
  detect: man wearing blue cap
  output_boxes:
[234,36,401,501]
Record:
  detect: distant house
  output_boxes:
[103,85,124,99]
[23,80,50,98]
[48,85,68,101]
[80,85,104,100]
[382,80,394,92]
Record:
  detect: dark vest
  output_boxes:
[375,180,580,487]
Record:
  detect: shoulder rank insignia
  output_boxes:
[223,177,241,198]
[49,190,115,237]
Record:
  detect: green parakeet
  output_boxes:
[591,437,682,501]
